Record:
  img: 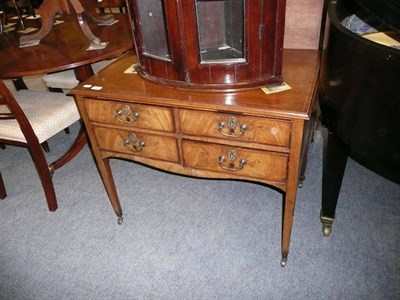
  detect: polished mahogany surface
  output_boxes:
[73,49,319,120]
[127,0,286,90]
[0,13,133,79]
[319,0,400,235]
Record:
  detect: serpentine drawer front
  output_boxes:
[71,50,319,267]
[84,99,175,132]
[179,109,291,147]
[182,140,288,182]
[93,127,180,163]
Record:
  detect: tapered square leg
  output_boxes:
[321,131,349,236]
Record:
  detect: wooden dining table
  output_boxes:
[0,11,133,168]
[0,12,133,81]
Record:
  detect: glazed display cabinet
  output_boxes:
[129,0,287,90]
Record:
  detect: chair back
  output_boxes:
[0,80,39,146]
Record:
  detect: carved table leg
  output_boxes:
[19,0,106,48]
[19,0,71,46]
[69,0,106,47]
[80,0,115,25]
[320,131,349,236]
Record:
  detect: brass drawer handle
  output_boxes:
[218,116,247,138]
[115,105,140,124]
[218,150,247,171]
[123,132,145,152]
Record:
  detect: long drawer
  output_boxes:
[94,126,180,162]
[182,140,288,182]
[84,99,175,132]
[179,109,291,147]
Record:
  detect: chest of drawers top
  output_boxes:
[72,49,319,121]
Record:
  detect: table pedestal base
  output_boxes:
[19,0,114,48]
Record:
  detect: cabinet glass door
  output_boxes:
[196,0,245,63]
[136,0,170,61]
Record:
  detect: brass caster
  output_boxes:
[320,211,334,237]
[322,223,332,237]
[117,216,123,225]
[280,257,287,267]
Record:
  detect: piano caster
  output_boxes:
[117,216,123,225]
[320,212,334,237]
[322,223,332,236]
[280,257,288,267]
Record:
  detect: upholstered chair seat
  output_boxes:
[0,80,85,211]
[0,89,80,143]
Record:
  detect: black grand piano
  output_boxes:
[319,0,400,235]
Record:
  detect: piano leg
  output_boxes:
[320,130,349,236]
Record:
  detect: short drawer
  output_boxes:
[179,109,291,147]
[94,127,179,162]
[84,99,175,132]
[182,140,288,182]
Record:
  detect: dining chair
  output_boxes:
[0,79,83,211]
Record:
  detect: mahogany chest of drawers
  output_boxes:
[71,49,319,266]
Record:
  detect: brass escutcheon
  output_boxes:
[218,150,247,171]
[218,116,247,138]
[123,132,145,152]
[115,105,140,124]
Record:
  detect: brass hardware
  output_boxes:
[48,165,55,176]
[123,133,145,152]
[218,116,247,138]
[218,150,246,171]
[320,210,335,237]
[280,257,287,267]
[115,105,140,124]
